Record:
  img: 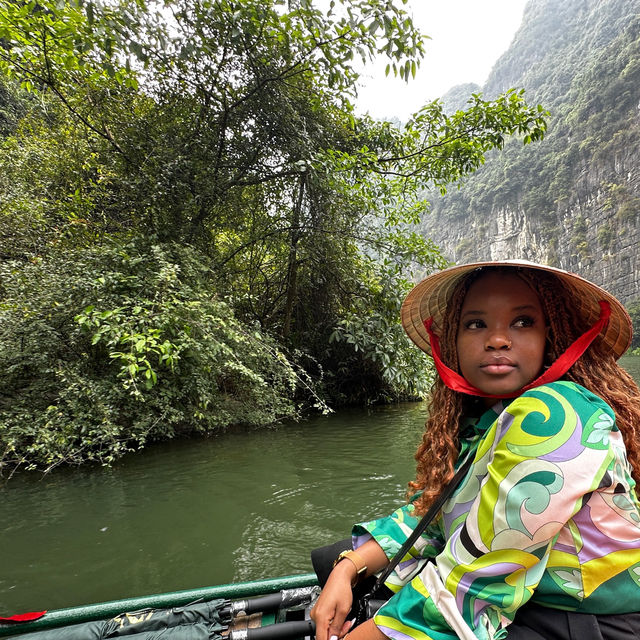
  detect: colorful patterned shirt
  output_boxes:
[353,381,640,640]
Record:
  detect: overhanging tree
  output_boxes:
[0,0,549,469]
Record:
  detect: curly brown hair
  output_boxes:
[408,267,640,515]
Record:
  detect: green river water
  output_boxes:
[2,355,640,615]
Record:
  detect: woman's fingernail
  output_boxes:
[330,635,338,640]
[349,619,356,627]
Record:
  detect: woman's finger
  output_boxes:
[338,617,356,638]
[310,602,336,640]
[327,606,350,640]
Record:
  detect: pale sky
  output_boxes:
[355,0,529,120]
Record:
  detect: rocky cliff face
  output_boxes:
[421,0,640,305]
[427,147,640,304]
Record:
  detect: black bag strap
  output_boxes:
[368,453,474,595]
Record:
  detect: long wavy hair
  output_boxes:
[408,266,640,515]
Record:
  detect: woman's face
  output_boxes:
[456,272,548,398]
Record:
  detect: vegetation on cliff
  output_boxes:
[426,0,640,269]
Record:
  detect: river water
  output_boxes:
[2,356,640,615]
[0,402,428,613]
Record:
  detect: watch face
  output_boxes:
[333,551,348,567]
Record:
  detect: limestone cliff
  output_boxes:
[421,0,640,305]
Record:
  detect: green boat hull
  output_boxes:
[0,573,319,638]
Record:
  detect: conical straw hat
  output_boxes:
[401,260,632,360]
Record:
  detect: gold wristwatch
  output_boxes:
[333,550,367,585]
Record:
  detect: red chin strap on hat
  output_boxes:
[424,300,611,399]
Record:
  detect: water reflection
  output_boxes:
[620,353,640,380]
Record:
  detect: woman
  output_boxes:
[311,260,640,639]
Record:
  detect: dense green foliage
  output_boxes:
[0,0,547,471]
[1,241,316,470]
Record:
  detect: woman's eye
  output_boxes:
[513,316,534,328]
[465,319,485,329]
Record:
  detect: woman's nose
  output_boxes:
[485,332,512,350]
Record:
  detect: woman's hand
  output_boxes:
[311,541,389,640]
[310,559,356,640]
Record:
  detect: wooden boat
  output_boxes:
[0,573,319,639]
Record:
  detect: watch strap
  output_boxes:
[333,549,367,577]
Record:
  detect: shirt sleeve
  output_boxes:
[352,501,446,593]
[372,383,616,640]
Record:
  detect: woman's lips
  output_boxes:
[480,358,516,375]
